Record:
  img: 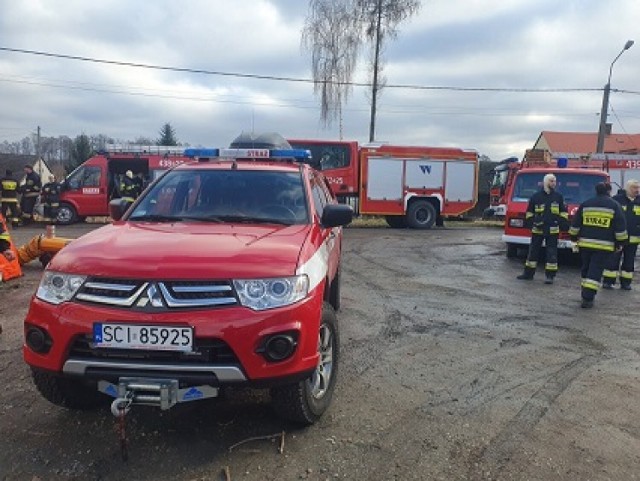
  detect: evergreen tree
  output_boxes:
[157,123,178,146]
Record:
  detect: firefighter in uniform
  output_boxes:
[1,169,22,226]
[20,165,42,225]
[41,175,61,223]
[570,182,628,308]
[602,179,640,290]
[517,173,569,284]
[119,170,140,202]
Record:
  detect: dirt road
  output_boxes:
[1,224,639,480]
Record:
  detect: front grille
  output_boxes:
[68,334,240,365]
[75,277,238,309]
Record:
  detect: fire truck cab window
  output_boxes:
[66,166,101,189]
[289,143,350,171]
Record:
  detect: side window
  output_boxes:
[66,166,101,189]
[311,177,328,219]
[82,166,101,187]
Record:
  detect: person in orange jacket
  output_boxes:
[0,214,22,282]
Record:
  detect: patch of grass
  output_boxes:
[347,216,504,229]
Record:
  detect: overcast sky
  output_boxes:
[0,0,638,160]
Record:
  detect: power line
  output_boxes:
[0,75,616,119]
[0,46,611,93]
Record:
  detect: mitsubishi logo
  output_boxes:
[136,283,164,308]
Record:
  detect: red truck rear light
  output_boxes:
[509,218,525,228]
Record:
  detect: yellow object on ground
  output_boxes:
[17,235,73,266]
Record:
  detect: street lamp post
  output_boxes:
[596,40,634,153]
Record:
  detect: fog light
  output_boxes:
[26,326,52,354]
[509,218,524,228]
[262,334,297,362]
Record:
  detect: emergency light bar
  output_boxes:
[184,148,311,161]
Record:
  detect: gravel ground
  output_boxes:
[1,223,639,481]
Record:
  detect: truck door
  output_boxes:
[61,163,107,217]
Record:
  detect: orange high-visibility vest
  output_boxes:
[0,215,22,281]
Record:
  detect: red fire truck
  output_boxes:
[501,149,640,256]
[59,140,478,229]
[56,145,190,224]
[289,139,478,229]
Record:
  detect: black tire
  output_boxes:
[506,243,519,258]
[406,200,437,229]
[56,203,78,225]
[385,216,407,229]
[31,369,107,410]
[271,303,339,425]
[329,268,341,311]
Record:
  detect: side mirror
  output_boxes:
[109,198,132,221]
[321,204,353,228]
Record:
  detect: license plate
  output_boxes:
[93,323,193,352]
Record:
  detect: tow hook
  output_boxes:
[99,378,219,461]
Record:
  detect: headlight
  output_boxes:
[233,275,309,311]
[509,218,524,228]
[36,271,87,305]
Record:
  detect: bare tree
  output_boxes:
[358,0,421,141]
[303,0,420,141]
[302,0,362,136]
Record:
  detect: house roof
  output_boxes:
[0,154,52,178]
[535,131,640,154]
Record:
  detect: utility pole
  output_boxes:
[596,40,634,153]
[368,0,383,142]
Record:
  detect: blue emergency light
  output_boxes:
[184,148,311,161]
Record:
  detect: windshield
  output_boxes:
[128,169,309,225]
[288,142,351,171]
[511,172,607,204]
[490,166,510,188]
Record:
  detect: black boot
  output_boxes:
[517,267,535,280]
[544,276,554,285]
[581,299,594,309]
[620,283,632,291]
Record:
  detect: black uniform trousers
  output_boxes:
[1,201,21,223]
[580,249,614,301]
[43,202,59,221]
[523,233,558,277]
[20,195,38,223]
[603,244,638,287]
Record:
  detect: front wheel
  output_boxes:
[506,243,519,258]
[56,203,78,225]
[271,303,339,425]
[31,369,107,410]
[406,200,437,229]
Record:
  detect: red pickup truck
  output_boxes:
[23,133,353,424]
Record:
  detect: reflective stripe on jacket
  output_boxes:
[524,189,568,235]
[570,194,628,251]
[612,193,640,244]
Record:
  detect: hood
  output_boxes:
[50,222,311,280]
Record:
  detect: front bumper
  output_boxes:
[24,289,323,385]
[502,234,574,249]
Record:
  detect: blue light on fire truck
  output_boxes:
[184,148,311,161]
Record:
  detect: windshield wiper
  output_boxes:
[212,215,295,226]
[128,214,183,222]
